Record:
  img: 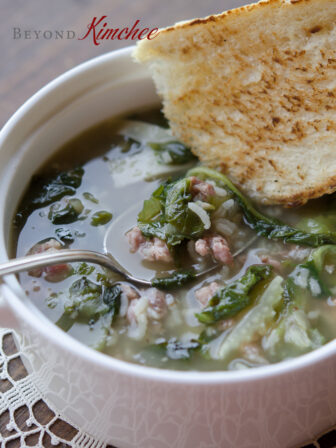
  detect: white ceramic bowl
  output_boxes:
[0,47,336,448]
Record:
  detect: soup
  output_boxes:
[12,110,336,371]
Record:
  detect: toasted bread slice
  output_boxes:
[134,0,336,206]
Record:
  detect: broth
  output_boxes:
[12,110,336,371]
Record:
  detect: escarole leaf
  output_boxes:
[48,198,84,224]
[32,167,84,209]
[283,245,336,305]
[139,337,200,366]
[14,167,84,228]
[102,284,122,320]
[187,166,336,247]
[262,308,325,361]
[138,197,162,223]
[297,214,336,235]
[149,141,197,165]
[263,250,331,359]
[152,270,196,290]
[157,337,200,360]
[165,178,205,237]
[262,245,335,361]
[90,211,113,226]
[64,277,106,321]
[309,245,336,291]
[117,120,174,145]
[138,178,207,247]
[56,278,122,332]
[110,121,196,187]
[165,178,192,226]
[213,276,284,360]
[196,265,273,324]
[117,120,196,166]
[285,260,329,302]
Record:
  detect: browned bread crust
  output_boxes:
[134,0,336,206]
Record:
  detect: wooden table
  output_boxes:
[0,0,242,128]
[0,1,335,446]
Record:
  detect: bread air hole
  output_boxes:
[309,25,322,34]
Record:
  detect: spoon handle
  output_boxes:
[0,249,151,287]
[0,250,122,277]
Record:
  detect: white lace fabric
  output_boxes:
[0,328,114,448]
[0,327,334,448]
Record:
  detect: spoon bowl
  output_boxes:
[0,231,258,288]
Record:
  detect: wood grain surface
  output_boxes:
[0,0,243,128]
[0,1,334,447]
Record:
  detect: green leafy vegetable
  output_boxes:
[49,198,84,224]
[138,196,162,223]
[214,276,284,360]
[196,265,273,324]
[165,178,205,237]
[157,337,200,360]
[138,178,206,247]
[263,309,325,360]
[76,263,95,276]
[187,166,336,247]
[283,245,336,305]
[63,277,104,321]
[34,183,75,207]
[152,270,196,289]
[120,136,141,153]
[32,167,84,209]
[91,211,112,226]
[285,260,329,301]
[56,314,75,332]
[14,167,84,228]
[263,246,335,361]
[102,284,122,320]
[58,168,84,188]
[165,179,191,224]
[198,327,219,345]
[309,245,336,291]
[69,276,102,298]
[60,277,121,328]
[297,215,336,235]
[149,141,197,165]
[83,192,99,204]
[55,228,74,243]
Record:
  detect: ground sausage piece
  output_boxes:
[120,284,140,302]
[260,255,282,271]
[28,238,62,255]
[210,236,233,264]
[126,288,167,324]
[126,298,140,324]
[195,239,211,257]
[138,238,173,263]
[190,176,215,201]
[27,239,72,281]
[195,234,233,265]
[44,264,73,283]
[126,227,173,263]
[119,284,140,318]
[195,281,219,307]
[145,288,168,320]
[126,226,146,253]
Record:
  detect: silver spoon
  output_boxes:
[0,234,258,288]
